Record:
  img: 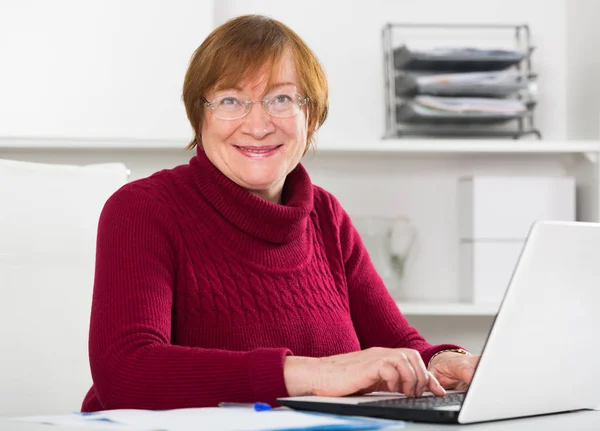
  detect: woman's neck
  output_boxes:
[248,185,283,205]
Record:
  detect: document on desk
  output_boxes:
[14,407,405,431]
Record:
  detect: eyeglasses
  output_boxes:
[202,92,309,121]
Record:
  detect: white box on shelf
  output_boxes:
[459,241,524,306]
[458,176,576,240]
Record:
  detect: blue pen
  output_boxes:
[218,402,272,411]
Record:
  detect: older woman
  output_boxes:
[81,14,479,412]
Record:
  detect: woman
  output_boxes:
[81,14,479,412]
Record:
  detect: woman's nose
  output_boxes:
[241,103,276,139]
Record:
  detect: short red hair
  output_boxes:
[182,15,328,151]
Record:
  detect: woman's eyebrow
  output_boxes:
[269,82,297,89]
[213,85,244,94]
[212,83,297,97]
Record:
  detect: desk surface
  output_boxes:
[1,410,599,431]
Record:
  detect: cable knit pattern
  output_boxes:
[81,149,461,412]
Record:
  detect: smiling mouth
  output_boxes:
[234,145,283,154]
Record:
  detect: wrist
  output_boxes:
[283,356,319,396]
[428,348,470,370]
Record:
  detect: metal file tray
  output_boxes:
[395,71,533,98]
[393,45,528,72]
[382,24,541,139]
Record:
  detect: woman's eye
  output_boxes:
[219,97,240,106]
[273,94,292,104]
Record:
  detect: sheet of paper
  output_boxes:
[13,414,130,429]
[14,407,403,431]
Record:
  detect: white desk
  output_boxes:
[1,410,599,431]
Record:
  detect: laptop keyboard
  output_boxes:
[359,392,466,410]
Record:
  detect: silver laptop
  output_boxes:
[278,221,600,424]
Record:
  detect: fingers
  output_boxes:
[376,349,440,398]
[427,371,447,396]
[454,381,469,392]
[404,350,431,397]
[391,354,418,397]
[315,349,477,398]
[455,356,478,386]
[368,353,417,397]
[376,360,403,393]
[444,354,479,388]
[361,348,460,398]
[429,353,480,392]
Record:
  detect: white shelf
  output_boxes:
[316,139,600,155]
[396,301,499,316]
[1,137,599,155]
[0,137,187,150]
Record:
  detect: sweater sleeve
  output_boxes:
[331,196,463,365]
[87,185,291,410]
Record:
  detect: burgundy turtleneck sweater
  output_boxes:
[81,149,460,412]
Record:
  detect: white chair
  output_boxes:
[0,158,128,417]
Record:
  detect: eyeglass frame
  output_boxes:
[200,92,310,121]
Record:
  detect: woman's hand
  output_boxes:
[284,347,446,398]
[427,351,481,391]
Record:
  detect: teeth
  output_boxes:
[241,147,273,153]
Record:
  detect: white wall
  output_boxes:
[216,0,568,142]
[0,0,213,140]
[566,0,600,139]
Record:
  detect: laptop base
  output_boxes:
[277,399,460,424]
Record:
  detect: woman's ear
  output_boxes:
[303,106,311,154]
[305,105,310,130]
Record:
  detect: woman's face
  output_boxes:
[200,52,308,204]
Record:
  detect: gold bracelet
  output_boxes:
[427,348,469,370]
